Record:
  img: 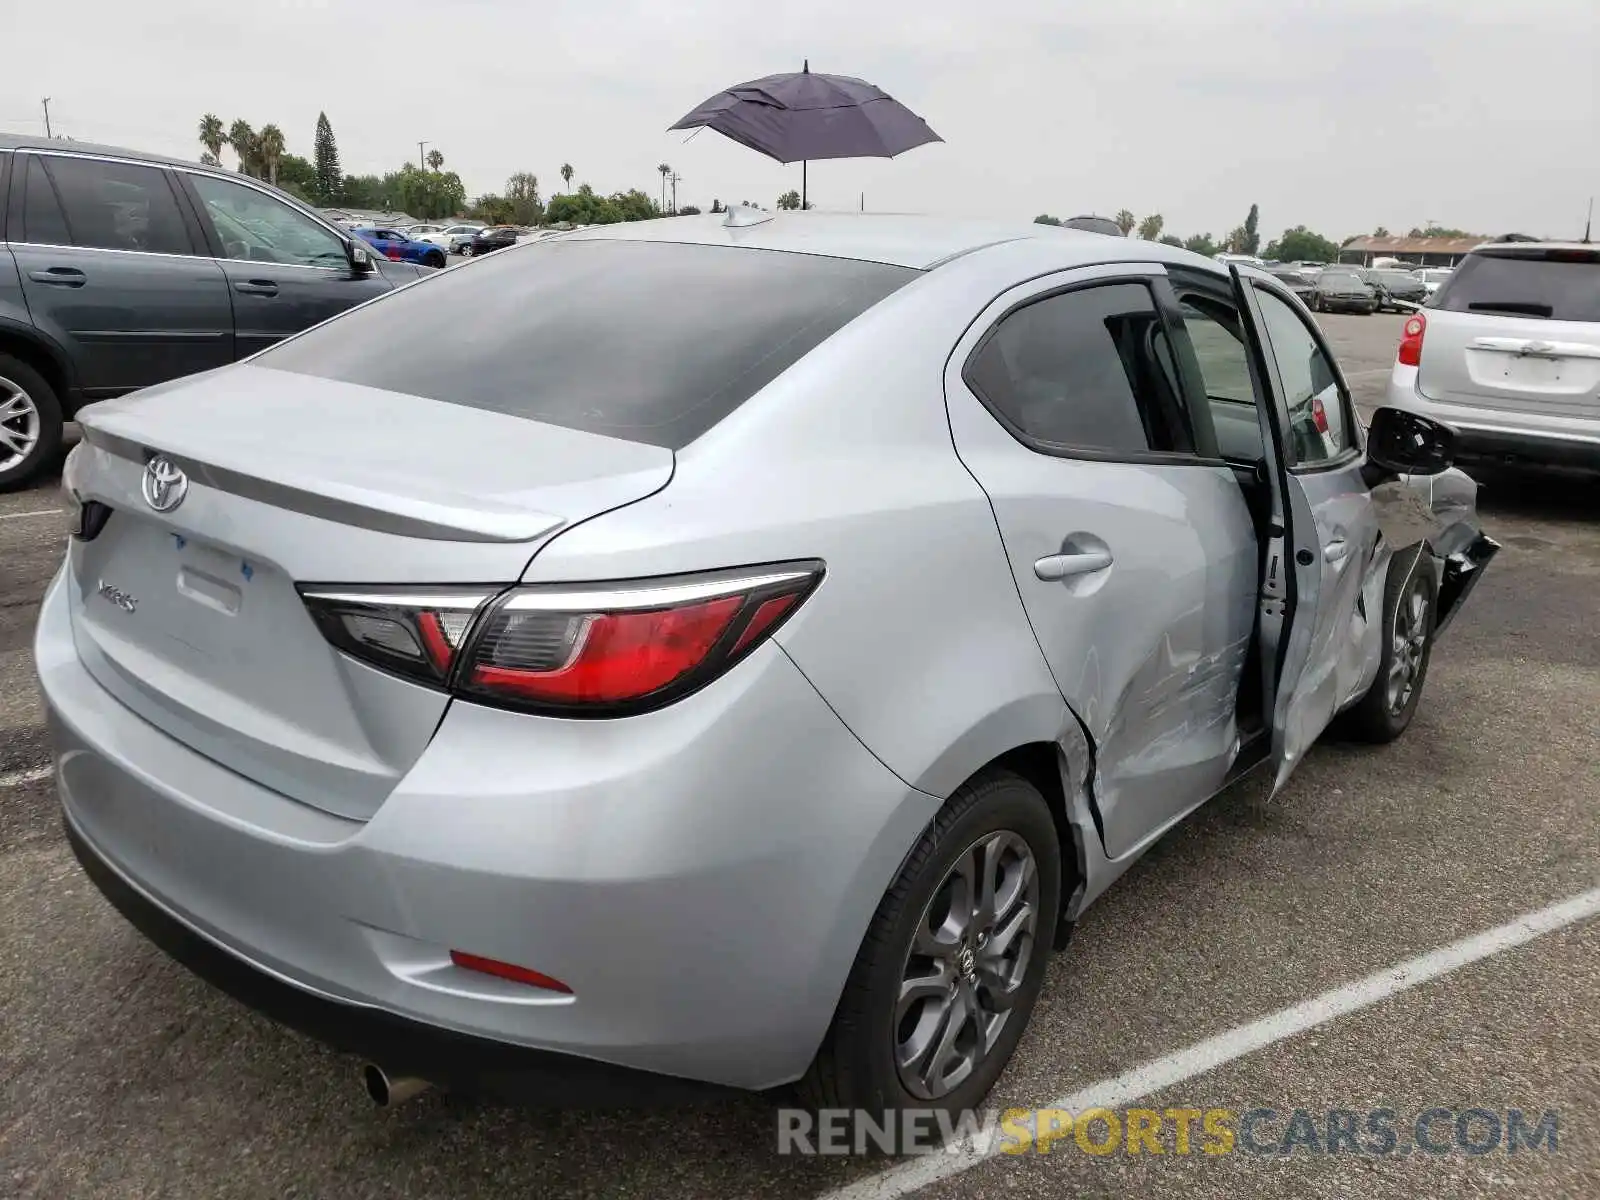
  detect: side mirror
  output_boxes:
[1364,406,1456,482]
[348,240,375,274]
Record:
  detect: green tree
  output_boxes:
[338,174,386,210]
[199,151,221,167]
[657,163,671,213]
[677,205,702,216]
[1159,235,1184,248]
[198,114,225,164]
[1114,209,1136,236]
[275,153,317,200]
[504,172,543,225]
[1407,224,1472,239]
[389,164,467,220]
[777,190,802,210]
[1261,225,1340,263]
[1034,214,1063,226]
[1137,213,1164,241]
[560,162,574,192]
[227,119,258,176]
[425,148,444,172]
[546,182,659,226]
[1373,225,1391,238]
[1224,225,1249,253]
[470,193,517,225]
[257,124,286,186]
[1184,233,1219,256]
[1243,203,1261,254]
[313,112,341,203]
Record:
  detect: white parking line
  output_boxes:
[0,508,63,522]
[816,886,1600,1200]
[0,765,52,788]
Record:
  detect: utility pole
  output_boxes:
[417,141,428,169]
[41,97,52,138]
[669,171,681,215]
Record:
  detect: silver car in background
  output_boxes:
[38,215,1494,1118]
[1388,242,1600,469]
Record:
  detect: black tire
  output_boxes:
[424,250,446,269]
[1335,546,1438,743]
[798,769,1061,1123]
[0,352,64,492]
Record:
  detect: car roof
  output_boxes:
[1470,241,1599,256]
[0,131,208,171]
[557,212,1224,272]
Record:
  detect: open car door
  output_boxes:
[1228,265,1384,791]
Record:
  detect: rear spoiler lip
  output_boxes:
[77,423,565,544]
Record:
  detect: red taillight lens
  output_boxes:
[299,561,823,715]
[456,562,823,715]
[449,950,572,994]
[1397,312,1427,367]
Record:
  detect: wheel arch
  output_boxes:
[0,320,76,412]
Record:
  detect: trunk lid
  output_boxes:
[1418,248,1600,419]
[66,365,673,820]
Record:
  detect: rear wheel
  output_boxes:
[799,769,1060,1121]
[0,354,63,492]
[1336,546,1438,743]
[423,250,446,269]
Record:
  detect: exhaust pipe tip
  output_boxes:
[361,1063,432,1108]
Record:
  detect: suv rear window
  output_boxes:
[1434,250,1600,322]
[259,239,919,448]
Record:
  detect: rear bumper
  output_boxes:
[1385,365,1600,469]
[36,567,938,1093]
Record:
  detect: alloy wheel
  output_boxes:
[0,375,41,472]
[1386,578,1430,715]
[894,830,1039,1100]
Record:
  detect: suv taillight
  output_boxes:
[299,561,824,716]
[1397,312,1427,367]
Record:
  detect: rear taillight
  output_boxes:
[1397,312,1427,367]
[299,561,823,716]
[300,589,492,686]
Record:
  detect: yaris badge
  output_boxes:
[142,456,188,513]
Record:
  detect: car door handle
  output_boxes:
[233,280,279,296]
[27,267,86,287]
[1034,549,1114,581]
[1324,538,1350,563]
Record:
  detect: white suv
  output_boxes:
[1386,242,1600,469]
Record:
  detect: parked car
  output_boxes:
[1309,266,1378,314]
[0,134,430,489]
[1264,264,1317,304]
[1419,268,1454,297]
[354,227,449,270]
[1387,241,1600,469]
[404,223,447,240]
[465,225,520,256]
[1360,268,1428,312]
[39,218,1495,1119]
[410,222,486,254]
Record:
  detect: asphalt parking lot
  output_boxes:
[2,312,1597,1199]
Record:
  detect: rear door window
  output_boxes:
[31,155,193,256]
[258,239,918,448]
[962,281,1193,456]
[1434,251,1600,321]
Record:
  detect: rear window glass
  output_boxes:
[1435,252,1600,322]
[258,239,918,448]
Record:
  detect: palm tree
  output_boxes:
[560,162,573,192]
[257,124,286,186]
[657,163,671,214]
[1114,209,1137,236]
[198,114,225,164]
[227,119,258,177]
[426,148,444,172]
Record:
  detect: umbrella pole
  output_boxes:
[802,160,807,210]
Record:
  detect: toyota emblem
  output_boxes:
[142,456,189,513]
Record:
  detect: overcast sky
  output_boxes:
[6,0,1597,241]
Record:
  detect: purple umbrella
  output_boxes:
[669,61,941,209]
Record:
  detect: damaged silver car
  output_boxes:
[40,220,1496,1120]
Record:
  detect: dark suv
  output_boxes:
[0,135,431,488]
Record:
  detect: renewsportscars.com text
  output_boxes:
[777,1106,1559,1157]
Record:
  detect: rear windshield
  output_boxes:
[1435,251,1600,322]
[259,239,918,448]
